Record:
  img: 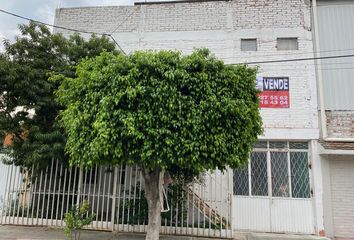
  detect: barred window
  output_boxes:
[233,141,310,198]
[251,152,268,196]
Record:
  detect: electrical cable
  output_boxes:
[0,8,127,55]
[2,1,354,58]
[110,7,139,34]
[230,54,354,65]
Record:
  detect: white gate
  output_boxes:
[233,141,314,234]
[0,160,233,238]
[0,157,15,213]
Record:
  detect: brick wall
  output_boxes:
[54,0,318,140]
[326,111,354,138]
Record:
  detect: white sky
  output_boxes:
[0,0,137,52]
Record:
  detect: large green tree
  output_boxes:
[56,49,263,239]
[0,21,119,169]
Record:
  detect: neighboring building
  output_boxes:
[53,0,321,236]
[312,0,354,239]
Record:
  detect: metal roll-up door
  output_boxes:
[330,156,354,238]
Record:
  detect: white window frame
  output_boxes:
[234,141,311,199]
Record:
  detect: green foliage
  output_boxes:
[0,21,119,169]
[64,201,95,240]
[57,49,262,176]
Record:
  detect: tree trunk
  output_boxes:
[142,167,164,240]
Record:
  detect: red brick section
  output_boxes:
[320,141,354,150]
[2,134,13,146]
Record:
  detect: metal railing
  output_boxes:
[0,160,233,238]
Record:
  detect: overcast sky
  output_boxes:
[0,0,137,52]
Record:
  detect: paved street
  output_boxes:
[0,225,220,240]
[0,225,331,240]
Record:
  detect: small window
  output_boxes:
[277,38,298,50]
[289,142,308,150]
[253,141,267,149]
[241,38,257,51]
[269,141,287,149]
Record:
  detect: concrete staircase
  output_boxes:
[187,188,230,229]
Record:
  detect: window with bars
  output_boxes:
[233,141,310,198]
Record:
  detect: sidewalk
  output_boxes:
[234,232,330,240]
[0,225,331,240]
[0,225,218,240]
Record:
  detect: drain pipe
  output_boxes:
[312,0,327,139]
[312,0,354,143]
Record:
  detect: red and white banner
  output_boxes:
[256,77,290,108]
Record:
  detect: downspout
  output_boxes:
[312,0,354,143]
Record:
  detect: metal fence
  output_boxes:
[0,160,233,238]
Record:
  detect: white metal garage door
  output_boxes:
[330,156,354,238]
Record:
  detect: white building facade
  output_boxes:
[53,0,325,236]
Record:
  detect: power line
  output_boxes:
[224,59,354,68]
[0,9,105,35]
[2,2,354,59]
[1,6,353,65]
[256,66,354,72]
[0,8,126,55]
[110,8,139,35]
[108,35,126,55]
[231,54,354,65]
[221,48,354,60]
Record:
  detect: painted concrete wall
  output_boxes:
[316,1,354,138]
[317,1,354,111]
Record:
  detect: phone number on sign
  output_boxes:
[259,93,289,108]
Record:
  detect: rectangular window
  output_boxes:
[241,38,257,51]
[233,141,310,198]
[277,38,298,50]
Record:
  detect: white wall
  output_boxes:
[320,154,334,238]
[54,0,318,141]
[0,157,10,210]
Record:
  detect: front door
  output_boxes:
[232,141,314,234]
